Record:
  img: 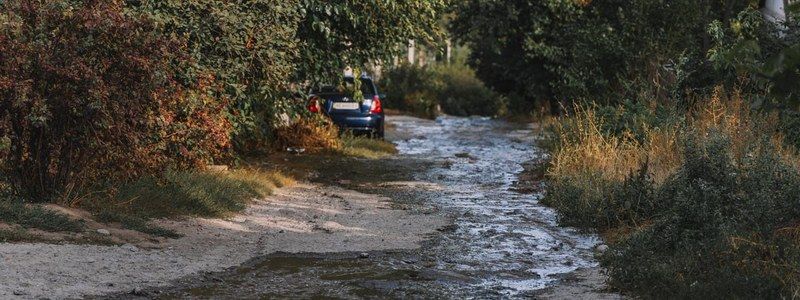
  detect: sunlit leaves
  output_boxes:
[296,0,448,83]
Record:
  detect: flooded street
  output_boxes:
[156,115,608,299]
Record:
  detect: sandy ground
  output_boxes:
[0,183,446,299]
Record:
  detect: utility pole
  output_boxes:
[408,40,416,65]
[446,39,452,65]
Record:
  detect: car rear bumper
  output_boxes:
[330,114,383,132]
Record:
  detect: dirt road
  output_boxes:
[1,115,620,299]
[125,115,620,299]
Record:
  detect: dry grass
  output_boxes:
[339,136,398,159]
[273,116,397,159]
[550,88,799,189]
[544,87,800,232]
[273,116,341,151]
[691,88,800,164]
[546,88,800,297]
[548,105,682,185]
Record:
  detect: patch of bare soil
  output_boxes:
[0,183,446,299]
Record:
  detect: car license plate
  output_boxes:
[333,102,359,110]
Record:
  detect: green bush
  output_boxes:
[594,100,681,143]
[128,0,301,153]
[545,93,800,297]
[432,64,506,117]
[379,64,440,118]
[543,164,659,231]
[780,110,800,149]
[0,0,230,202]
[605,132,800,298]
[379,63,503,118]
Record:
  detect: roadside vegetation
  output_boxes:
[273,117,397,159]
[453,0,800,298]
[0,1,444,239]
[379,62,505,118]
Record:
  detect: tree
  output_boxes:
[451,0,754,114]
[127,0,301,152]
[130,0,449,151]
[296,0,448,82]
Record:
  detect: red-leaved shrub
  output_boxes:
[0,0,231,202]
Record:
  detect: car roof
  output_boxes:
[344,72,372,80]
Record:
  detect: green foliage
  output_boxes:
[452,0,755,110]
[432,64,505,116]
[0,0,230,201]
[296,0,448,82]
[780,110,800,148]
[379,64,440,118]
[0,201,84,232]
[0,228,34,243]
[379,63,503,118]
[708,8,800,109]
[93,170,290,220]
[543,164,659,231]
[545,96,800,297]
[605,132,800,298]
[129,0,301,152]
[130,0,449,151]
[594,100,680,143]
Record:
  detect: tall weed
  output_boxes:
[544,88,800,297]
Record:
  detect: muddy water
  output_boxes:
[159,115,603,299]
[389,116,601,295]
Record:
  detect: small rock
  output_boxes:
[13,290,26,296]
[551,242,564,251]
[96,229,111,235]
[121,243,139,252]
[358,252,370,259]
[596,244,609,254]
[286,147,306,154]
[454,152,472,159]
[278,230,285,234]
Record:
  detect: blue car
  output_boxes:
[307,74,385,138]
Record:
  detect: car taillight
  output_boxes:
[307,96,320,113]
[370,95,382,114]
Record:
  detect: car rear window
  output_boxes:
[344,77,376,97]
[313,77,377,98]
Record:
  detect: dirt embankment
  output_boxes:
[0,183,446,299]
